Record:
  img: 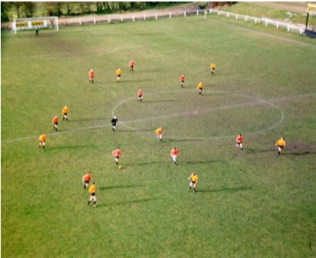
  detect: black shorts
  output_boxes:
[138,95,142,98]
[63,113,67,116]
[278,145,284,149]
[85,180,89,184]
[115,156,119,159]
[54,122,58,125]
[236,142,242,145]
[130,65,134,68]
[191,181,196,184]
[198,88,203,91]
[91,193,95,196]
[181,80,184,83]
[117,75,121,78]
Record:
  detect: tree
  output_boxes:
[1,2,12,22]
[12,2,23,18]
[23,2,35,18]
[64,2,74,15]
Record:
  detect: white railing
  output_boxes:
[208,8,305,34]
[5,9,304,35]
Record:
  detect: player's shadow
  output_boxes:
[282,151,316,156]
[168,138,206,142]
[184,160,222,165]
[246,148,275,153]
[131,160,168,166]
[198,186,252,193]
[98,185,144,191]
[104,197,159,207]
[50,145,95,150]
[144,100,179,103]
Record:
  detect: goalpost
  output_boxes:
[12,16,59,34]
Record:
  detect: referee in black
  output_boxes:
[111,116,118,132]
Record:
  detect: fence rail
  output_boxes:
[3,8,306,35]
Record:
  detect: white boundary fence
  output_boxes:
[5,9,306,35]
[208,9,305,34]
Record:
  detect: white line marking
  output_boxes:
[2,91,315,144]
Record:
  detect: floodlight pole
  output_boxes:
[56,17,59,31]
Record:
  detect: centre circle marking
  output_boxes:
[112,89,284,140]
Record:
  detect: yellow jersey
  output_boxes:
[155,128,163,134]
[197,82,203,89]
[276,139,286,147]
[89,185,97,194]
[191,175,198,182]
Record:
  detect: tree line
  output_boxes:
[0,1,237,22]
[1,2,189,22]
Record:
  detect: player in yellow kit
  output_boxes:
[210,62,216,75]
[116,68,122,82]
[62,106,69,121]
[87,182,97,207]
[38,134,47,150]
[188,173,198,193]
[197,81,203,95]
[155,127,163,142]
[275,137,286,156]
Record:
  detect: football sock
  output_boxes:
[87,201,90,206]
[116,162,118,165]
[94,202,96,206]
[278,151,280,155]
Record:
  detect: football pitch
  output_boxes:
[2,14,316,257]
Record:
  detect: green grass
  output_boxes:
[2,14,316,258]
[224,2,316,26]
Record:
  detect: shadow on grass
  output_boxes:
[50,145,95,150]
[96,197,159,207]
[118,128,153,133]
[198,186,252,193]
[246,148,275,153]
[168,138,206,142]
[282,151,316,156]
[184,160,222,165]
[130,160,168,166]
[143,100,179,103]
[98,184,144,191]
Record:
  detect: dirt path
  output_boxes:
[248,2,309,14]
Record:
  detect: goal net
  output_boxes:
[12,16,59,34]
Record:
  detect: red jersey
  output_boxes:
[170,149,180,156]
[179,75,185,81]
[52,116,58,123]
[236,136,244,143]
[130,60,134,67]
[112,149,122,157]
[83,173,92,182]
[138,89,143,96]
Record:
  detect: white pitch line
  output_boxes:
[2,91,315,144]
